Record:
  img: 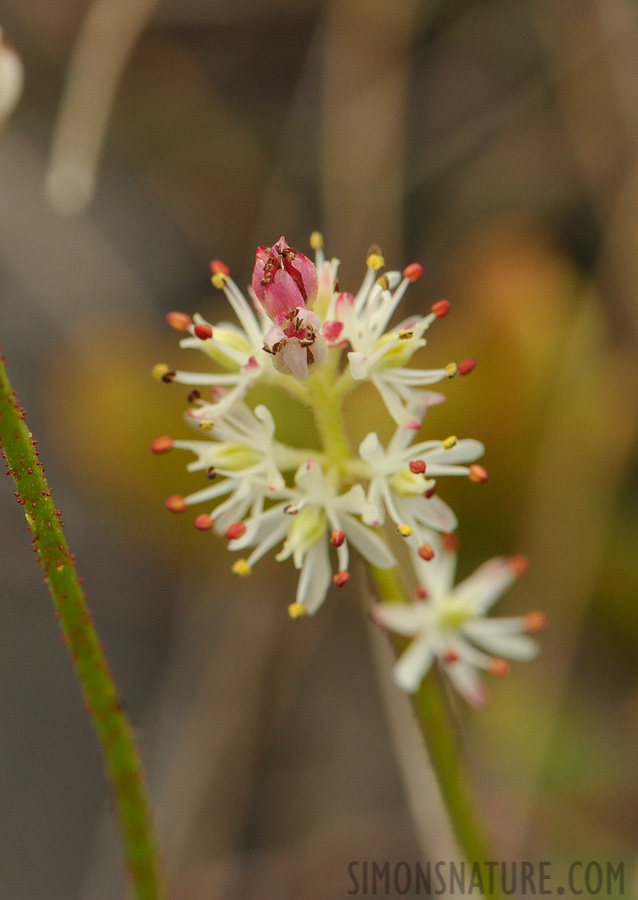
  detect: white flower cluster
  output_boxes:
[153,235,545,701]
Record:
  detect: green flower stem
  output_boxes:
[0,354,164,900]
[306,366,352,475]
[306,355,502,895]
[371,565,505,900]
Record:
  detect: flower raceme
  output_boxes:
[152,233,543,698]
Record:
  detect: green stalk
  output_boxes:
[371,565,505,899]
[306,352,502,894]
[0,353,164,900]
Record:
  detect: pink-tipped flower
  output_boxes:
[263,306,327,380]
[252,236,318,323]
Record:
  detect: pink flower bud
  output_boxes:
[252,237,318,323]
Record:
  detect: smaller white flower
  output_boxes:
[372,539,547,704]
[156,403,289,535]
[153,265,275,420]
[358,426,485,552]
[230,459,396,616]
[334,253,462,428]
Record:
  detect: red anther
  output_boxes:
[458,357,477,376]
[226,522,246,540]
[333,570,350,587]
[443,650,459,664]
[415,587,428,600]
[510,555,529,576]
[418,543,435,561]
[424,484,437,499]
[525,611,549,633]
[194,323,213,340]
[468,464,488,483]
[151,436,173,454]
[441,533,459,552]
[210,259,230,276]
[167,311,192,332]
[431,299,451,318]
[165,495,187,513]
[402,262,424,282]
[330,529,345,547]
[409,460,426,474]
[489,658,511,677]
[194,513,214,531]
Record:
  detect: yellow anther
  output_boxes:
[398,329,414,340]
[442,435,458,449]
[310,231,324,250]
[376,274,390,290]
[288,602,307,619]
[397,523,412,537]
[211,271,228,289]
[152,363,170,381]
[367,252,385,270]
[445,362,458,377]
[198,420,213,432]
[231,558,252,577]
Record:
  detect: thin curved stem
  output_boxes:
[0,352,164,900]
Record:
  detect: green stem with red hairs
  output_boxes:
[0,352,164,900]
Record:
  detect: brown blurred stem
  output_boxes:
[0,352,164,900]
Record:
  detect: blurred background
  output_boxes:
[1,0,637,897]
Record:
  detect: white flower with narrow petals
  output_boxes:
[358,427,486,553]
[154,403,298,536]
[154,264,274,419]
[372,539,547,704]
[229,459,395,616]
[332,252,473,428]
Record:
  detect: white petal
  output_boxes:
[424,439,485,467]
[296,538,332,615]
[453,557,516,612]
[407,494,458,533]
[348,351,370,380]
[393,634,435,693]
[443,660,487,707]
[341,514,395,568]
[371,603,427,636]
[464,622,538,661]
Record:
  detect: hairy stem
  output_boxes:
[0,353,164,900]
